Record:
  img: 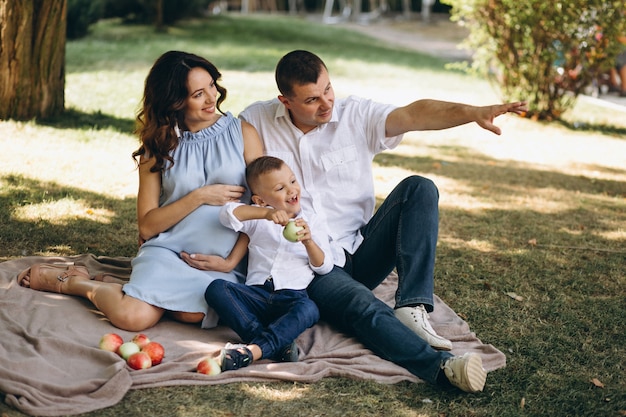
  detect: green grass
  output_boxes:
[1,14,625,417]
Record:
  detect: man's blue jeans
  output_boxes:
[308,176,452,384]
[346,175,439,311]
[205,278,319,360]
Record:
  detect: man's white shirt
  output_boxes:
[240,96,403,267]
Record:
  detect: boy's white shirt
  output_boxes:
[219,202,334,290]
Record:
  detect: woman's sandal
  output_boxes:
[17,263,90,293]
[220,345,254,371]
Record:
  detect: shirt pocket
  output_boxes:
[320,145,359,187]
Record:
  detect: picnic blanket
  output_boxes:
[0,254,506,416]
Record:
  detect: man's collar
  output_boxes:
[275,101,289,120]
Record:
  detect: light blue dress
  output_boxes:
[123,113,248,328]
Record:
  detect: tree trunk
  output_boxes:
[0,0,67,120]
[155,0,165,32]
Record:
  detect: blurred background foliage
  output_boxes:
[442,0,626,120]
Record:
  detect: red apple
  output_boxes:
[197,357,221,375]
[127,351,152,370]
[99,333,124,352]
[131,333,151,349]
[141,341,165,366]
[117,341,140,360]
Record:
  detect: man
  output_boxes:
[186,50,526,393]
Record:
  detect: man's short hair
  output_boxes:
[275,50,327,97]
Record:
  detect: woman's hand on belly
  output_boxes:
[193,184,245,206]
[180,251,233,272]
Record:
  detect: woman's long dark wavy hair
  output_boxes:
[132,51,228,172]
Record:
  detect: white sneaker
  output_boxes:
[442,353,487,393]
[394,305,453,350]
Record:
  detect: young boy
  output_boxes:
[205,156,333,371]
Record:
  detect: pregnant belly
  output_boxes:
[146,205,238,256]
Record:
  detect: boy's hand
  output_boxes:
[294,218,312,244]
[267,209,292,225]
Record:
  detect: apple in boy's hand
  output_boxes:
[99,333,124,352]
[197,357,221,375]
[282,219,304,242]
[131,333,151,349]
[127,351,152,370]
[117,341,141,360]
[141,341,165,366]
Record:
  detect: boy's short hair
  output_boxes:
[246,156,285,195]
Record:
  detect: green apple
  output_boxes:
[282,219,303,242]
[117,341,140,360]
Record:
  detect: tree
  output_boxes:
[442,0,626,120]
[0,0,67,120]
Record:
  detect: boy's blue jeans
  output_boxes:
[308,176,452,384]
[205,278,319,360]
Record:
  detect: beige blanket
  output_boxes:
[0,254,506,416]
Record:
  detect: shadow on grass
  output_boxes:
[38,108,135,134]
[0,174,138,262]
[556,118,626,138]
[374,152,626,198]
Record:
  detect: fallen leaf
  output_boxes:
[528,238,537,246]
[506,292,524,301]
[483,282,492,291]
[520,397,525,409]
[591,378,604,388]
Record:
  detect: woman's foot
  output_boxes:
[18,263,91,293]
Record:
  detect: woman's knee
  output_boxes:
[109,300,164,331]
